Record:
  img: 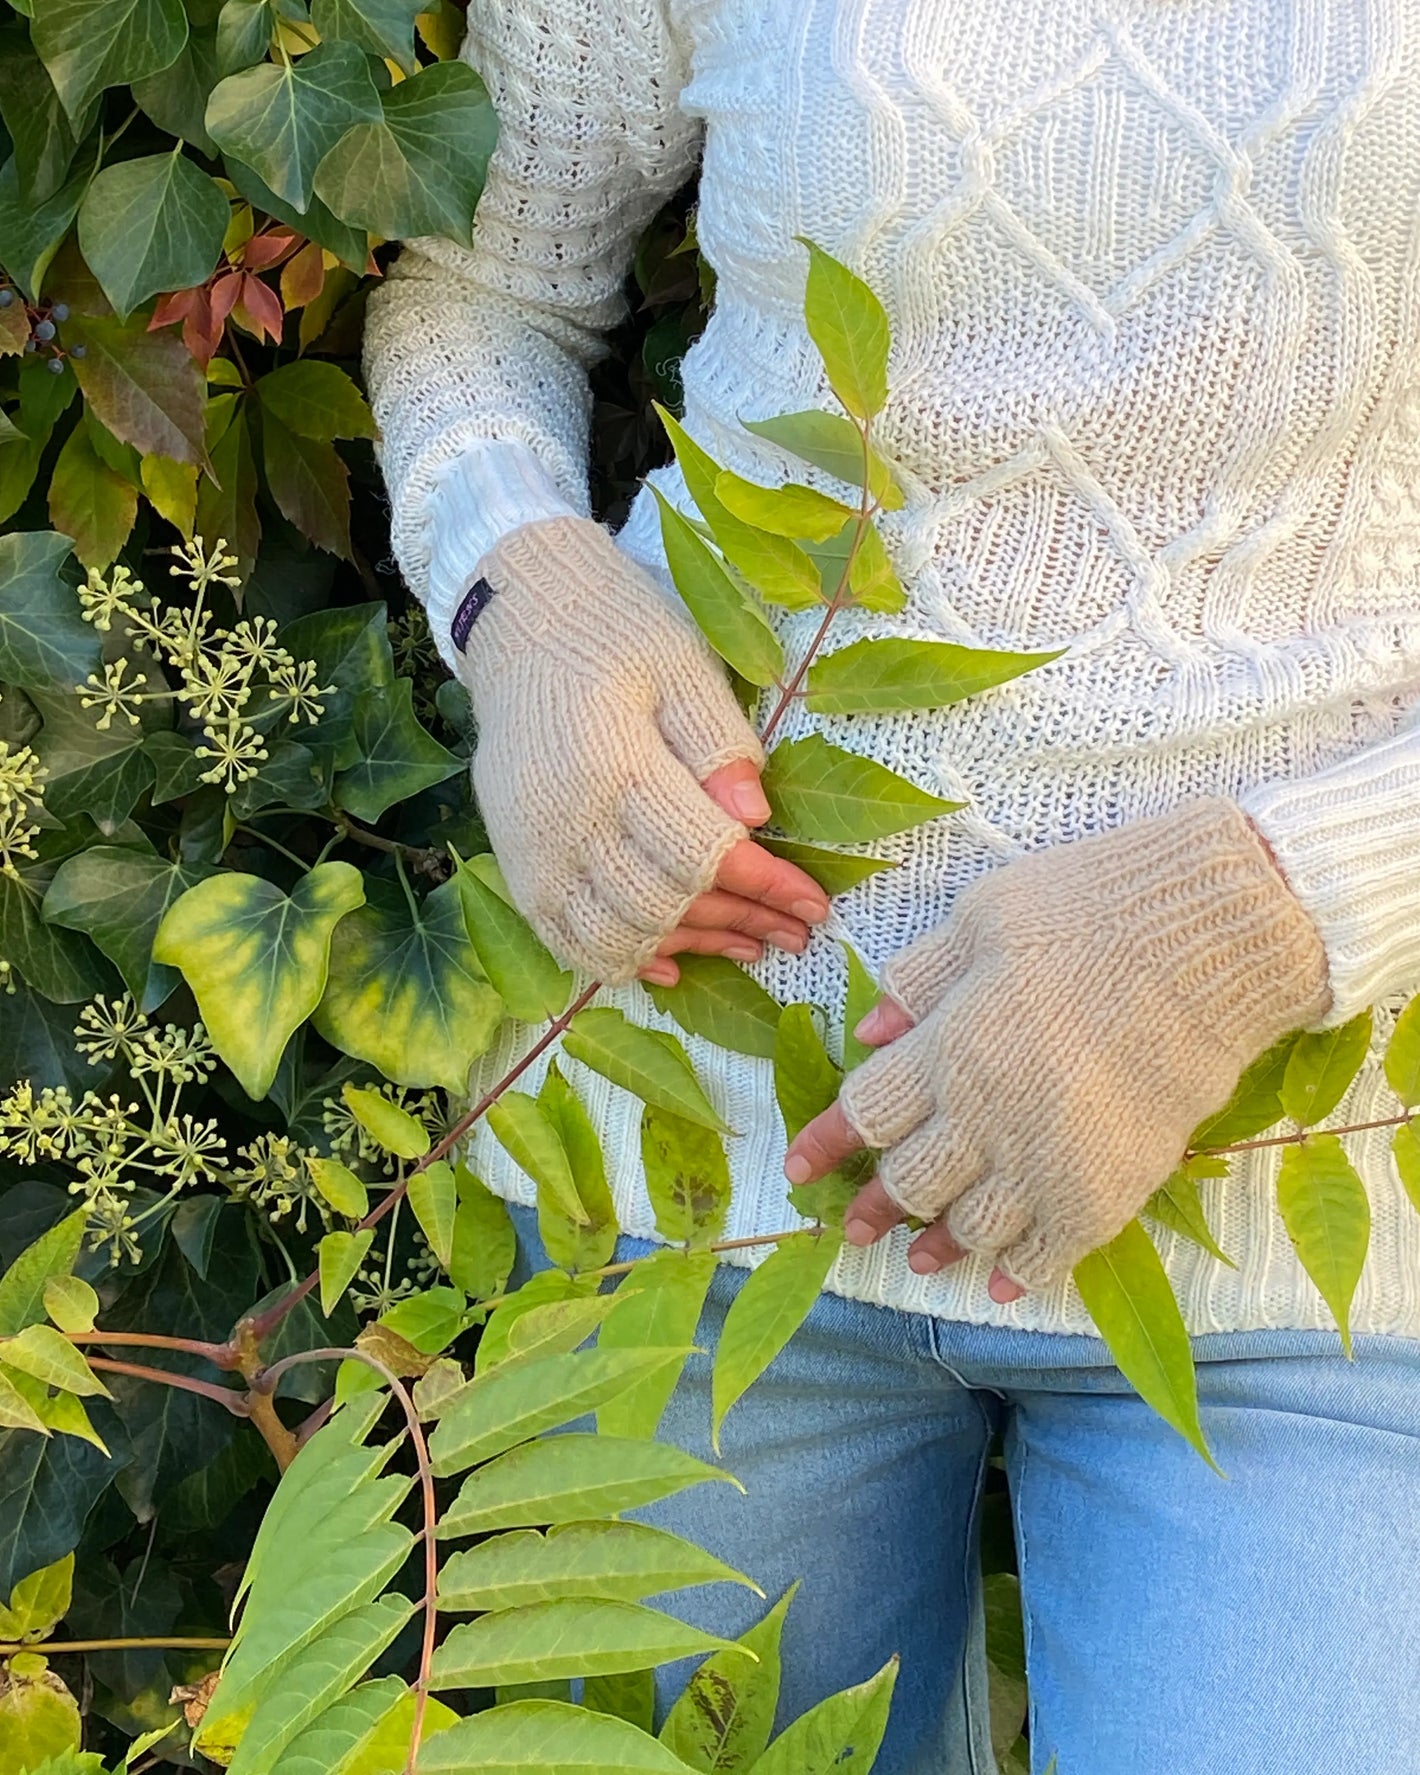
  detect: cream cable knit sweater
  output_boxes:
[362,0,1420,1338]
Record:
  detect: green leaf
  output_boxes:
[408,1160,457,1269]
[375,1285,468,1356]
[0,531,99,691]
[455,853,573,1024]
[487,1091,588,1229]
[1280,1011,1373,1128]
[713,471,856,544]
[131,19,221,155]
[269,1681,457,1775]
[0,1408,125,1601]
[797,238,891,421]
[153,861,366,1100]
[310,0,424,71]
[262,409,350,556]
[1143,1160,1233,1266]
[659,1584,795,1774]
[314,877,502,1095]
[196,399,261,579]
[565,1007,727,1133]
[431,1598,746,1690]
[1072,1220,1215,1466]
[537,1061,618,1270]
[645,954,781,1060]
[0,27,83,209]
[226,1595,414,1775]
[0,158,86,302]
[438,1432,739,1538]
[598,1249,716,1438]
[68,311,207,466]
[742,410,901,508]
[1189,1031,1300,1150]
[31,0,187,124]
[1276,1135,1370,1355]
[428,1346,694,1477]
[342,1085,430,1159]
[206,39,381,210]
[41,1276,97,1336]
[0,1551,73,1643]
[318,1229,375,1317]
[255,359,377,442]
[334,678,461,822]
[583,1670,656,1738]
[711,1230,841,1452]
[416,1699,704,1775]
[226,152,369,271]
[477,1294,623,1378]
[1384,997,1420,1109]
[77,150,228,318]
[47,422,138,570]
[773,1004,841,1143]
[0,1370,49,1436]
[1394,1122,1420,1216]
[312,60,497,242]
[438,1519,754,1613]
[757,838,896,897]
[216,2,274,78]
[0,1325,107,1397]
[841,944,877,1073]
[639,1106,732,1247]
[805,635,1061,715]
[0,1213,87,1337]
[749,1656,897,1775]
[448,1165,516,1301]
[762,734,961,844]
[43,845,213,1010]
[28,686,156,834]
[306,1157,369,1221]
[652,487,783,688]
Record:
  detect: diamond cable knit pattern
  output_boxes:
[363,0,1420,1337]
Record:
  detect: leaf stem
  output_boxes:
[85,1357,250,1414]
[0,1636,231,1656]
[66,1330,239,1368]
[1192,1110,1415,1158]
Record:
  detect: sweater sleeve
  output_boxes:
[360,0,703,663]
[1240,699,1420,1026]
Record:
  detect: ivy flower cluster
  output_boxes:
[75,537,335,793]
[0,724,47,902]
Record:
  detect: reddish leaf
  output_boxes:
[68,313,208,467]
[280,241,326,312]
[241,227,301,272]
[234,271,285,345]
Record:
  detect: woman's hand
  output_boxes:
[784,799,1333,1297]
[459,515,828,982]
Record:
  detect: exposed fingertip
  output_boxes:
[989,1271,1027,1303]
[783,1153,812,1185]
[844,1216,876,1247]
[727,779,771,825]
[791,897,829,924]
[640,961,679,987]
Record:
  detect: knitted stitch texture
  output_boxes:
[458,515,763,981]
[363,0,1420,1337]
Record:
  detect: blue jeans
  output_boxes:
[509,1208,1420,1774]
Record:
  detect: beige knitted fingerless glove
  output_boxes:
[839,798,1333,1290]
[457,515,764,981]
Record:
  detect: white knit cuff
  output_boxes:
[1241,703,1420,1025]
[423,440,580,670]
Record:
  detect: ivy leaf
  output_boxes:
[1072,1220,1216,1467]
[67,311,207,466]
[806,635,1062,716]
[1384,996,1420,1109]
[644,954,781,1060]
[42,844,214,1009]
[31,0,188,124]
[48,423,138,570]
[342,1084,429,1159]
[312,59,498,242]
[796,237,891,421]
[0,864,108,1001]
[1279,1011,1373,1128]
[0,532,99,691]
[226,153,369,272]
[713,470,856,544]
[310,0,425,72]
[758,837,896,897]
[0,25,84,208]
[762,734,960,844]
[751,1656,897,1775]
[318,1229,375,1318]
[261,408,351,556]
[564,1006,727,1133]
[205,38,381,211]
[1276,1135,1370,1355]
[0,158,87,301]
[215,0,272,77]
[0,1409,127,1600]
[408,1160,457,1268]
[316,877,501,1094]
[537,1061,618,1271]
[637,1106,731,1251]
[711,1230,841,1452]
[454,853,572,1024]
[742,409,901,508]
[196,399,260,579]
[486,1091,588,1228]
[334,677,461,822]
[28,687,158,834]
[77,151,228,318]
[598,1249,716,1439]
[659,1583,795,1773]
[1143,1159,1233,1266]
[652,487,783,688]
[153,861,366,1099]
[254,359,376,442]
[131,21,221,156]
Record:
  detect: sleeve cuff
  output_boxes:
[423,440,580,670]
[1240,703,1420,1024]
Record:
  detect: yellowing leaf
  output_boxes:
[487,1091,588,1228]
[0,1552,73,1643]
[758,838,896,897]
[1279,1011,1374,1128]
[318,1227,375,1317]
[140,454,199,535]
[659,1583,796,1773]
[41,1275,98,1335]
[416,1698,711,1773]
[408,1159,457,1268]
[598,1250,716,1439]
[0,1368,49,1435]
[1384,996,1420,1109]
[750,1655,897,1775]
[1394,1122,1420,1215]
[742,408,901,507]
[639,1106,732,1247]
[341,1083,430,1159]
[0,1324,108,1397]
[797,237,891,421]
[306,1157,370,1221]
[713,470,855,544]
[762,734,961,844]
[448,1165,516,1302]
[536,1061,618,1270]
[1143,1160,1233,1266]
[1276,1135,1370,1355]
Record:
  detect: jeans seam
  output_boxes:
[962,1388,998,1775]
[1012,1429,1042,1775]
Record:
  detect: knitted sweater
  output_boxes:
[362,0,1420,1338]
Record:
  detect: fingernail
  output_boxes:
[854,1004,889,1040]
[791,898,828,923]
[908,1249,943,1275]
[783,1154,812,1184]
[728,782,770,824]
[725,943,760,962]
[642,962,676,985]
[844,1216,875,1247]
[766,928,806,952]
